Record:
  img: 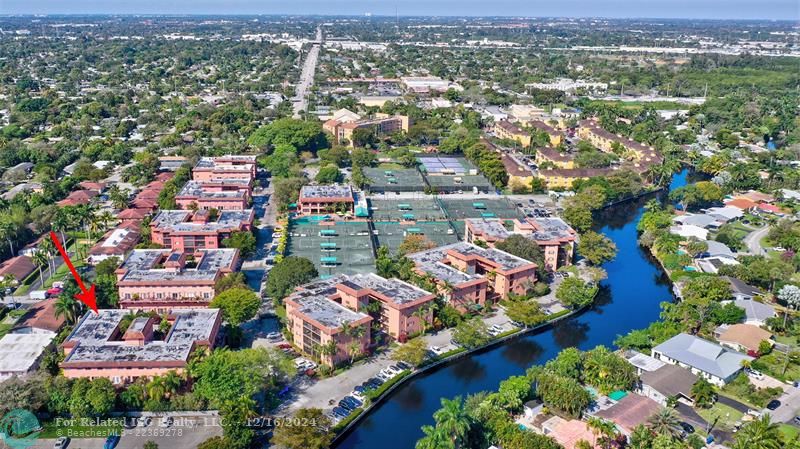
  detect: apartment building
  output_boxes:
[408,242,538,305]
[535,146,575,169]
[297,185,356,215]
[464,217,576,271]
[535,167,614,189]
[61,309,221,384]
[175,179,252,211]
[150,209,254,253]
[285,274,436,366]
[191,155,257,183]
[494,120,532,147]
[578,120,662,169]
[324,113,411,147]
[528,120,564,146]
[116,248,240,311]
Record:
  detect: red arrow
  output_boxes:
[49,231,98,313]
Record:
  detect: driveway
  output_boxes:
[743,226,769,255]
[762,384,800,423]
[717,394,750,413]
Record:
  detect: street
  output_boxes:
[291,27,321,119]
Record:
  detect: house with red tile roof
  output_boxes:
[13,298,66,334]
[724,198,758,211]
[57,189,99,207]
[0,255,37,284]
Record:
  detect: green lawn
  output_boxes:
[696,402,744,432]
[376,162,406,170]
[39,418,123,439]
[752,352,800,383]
[0,323,13,339]
[779,424,799,442]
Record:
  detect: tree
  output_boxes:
[685,239,709,258]
[433,397,472,448]
[265,256,318,301]
[416,425,452,449]
[54,295,83,324]
[732,415,783,449]
[393,337,429,367]
[248,118,328,152]
[222,231,257,257]
[582,346,637,394]
[452,317,490,349]
[197,437,228,449]
[647,408,681,438]
[209,288,260,326]
[532,370,592,418]
[398,234,437,255]
[497,376,532,412]
[682,276,732,303]
[504,299,547,327]
[273,177,307,211]
[555,277,597,309]
[215,272,249,294]
[690,378,716,408]
[495,234,544,268]
[315,164,341,184]
[578,231,617,265]
[143,442,159,449]
[271,408,333,449]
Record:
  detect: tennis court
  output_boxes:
[286,219,375,276]
[368,198,447,221]
[363,167,426,193]
[417,155,471,175]
[374,221,460,252]
[424,174,494,193]
[439,198,524,220]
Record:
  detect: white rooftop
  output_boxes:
[0,333,54,378]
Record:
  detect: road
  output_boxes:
[743,225,769,255]
[291,26,322,119]
[762,384,800,423]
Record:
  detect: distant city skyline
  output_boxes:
[2,0,798,20]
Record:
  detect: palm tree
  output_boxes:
[98,211,115,231]
[647,408,681,438]
[38,238,56,278]
[347,340,362,365]
[587,416,617,449]
[54,296,82,324]
[732,415,783,449]
[161,371,182,398]
[432,397,471,448]
[32,250,48,284]
[0,220,17,257]
[415,425,453,449]
[107,185,130,210]
[146,376,166,402]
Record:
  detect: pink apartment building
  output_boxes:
[297,185,355,215]
[150,209,254,253]
[175,179,251,210]
[61,309,221,384]
[115,248,240,311]
[286,274,436,366]
[191,155,257,182]
[408,242,538,305]
[465,217,576,272]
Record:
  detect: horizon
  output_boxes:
[2,0,798,21]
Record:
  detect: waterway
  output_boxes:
[336,170,691,449]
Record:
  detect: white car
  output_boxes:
[746,369,765,380]
[428,346,445,355]
[53,437,70,449]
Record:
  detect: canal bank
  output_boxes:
[334,170,691,449]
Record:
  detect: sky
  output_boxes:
[1,0,797,20]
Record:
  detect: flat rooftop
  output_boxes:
[152,210,253,233]
[0,333,54,373]
[194,156,255,171]
[289,295,369,329]
[415,260,483,285]
[465,218,511,240]
[408,242,533,272]
[299,184,354,200]
[525,217,576,242]
[63,309,220,364]
[177,181,247,200]
[340,273,433,305]
[118,249,237,283]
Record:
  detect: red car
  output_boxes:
[46,287,63,298]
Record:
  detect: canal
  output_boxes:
[336,170,690,449]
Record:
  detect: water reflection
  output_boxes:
[394,383,425,412]
[501,339,545,369]
[448,357,487,384]
[552,319,590,350]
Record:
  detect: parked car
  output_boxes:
[678,422,695,434]
[766,399,781,410]
[53,437,70,449]
[332,407,350,418]
[746,368,765,380]
[138,417,151,427]
[265,332,282,342]
[338,399,354,411]
[428,346,445,355]
[343,396,363,408]
[794,415,800,425]
[395,361,411,370]
[103,435,120,449]
[122,417,137,429]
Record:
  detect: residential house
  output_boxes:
[88,222,141,265]
[595,394,663,436]
[0,255,36,285]
[651,333,753,386]
[721,276,763,301]
[714,323,773,354]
